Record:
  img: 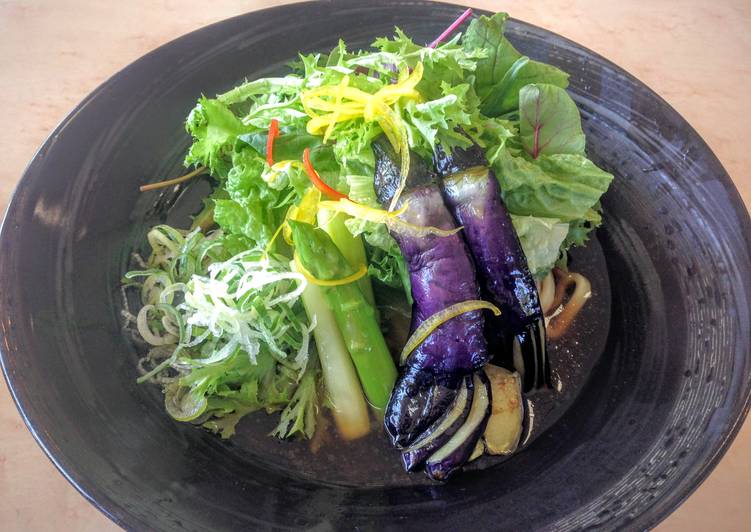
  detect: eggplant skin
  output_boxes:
[424,371,492,481]
[433,141,487,177]
[395,185,488,374]
[373,138,435,206]
[384,367,463,448]
[401,375,473,471]
[372,137,489,374]
[440,164,542,331]
[435,142,550,389]
[374,137,492,461]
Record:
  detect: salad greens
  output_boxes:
[463,12,570,117]
[125,11,612,440]
[124,227,318,438]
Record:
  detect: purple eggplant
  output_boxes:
[373,138,489,450]
[435,142,550,391]
[401,375,473,471]
[385,367,462,448]
[425,370,492,481]
[374,141,488,374]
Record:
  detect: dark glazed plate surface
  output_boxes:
[1,1,750,530]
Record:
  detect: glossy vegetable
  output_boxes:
[435,140,549,391]
[385,368,461,448]
[288,220,397,408]
[374,138,488,449]
[399,300,501,365]
[266,118,279,165]
[483,364,523,454]
[425,371,492,481]
[374,138,488,374]
[293,252,368,287]
[401,376,473,471]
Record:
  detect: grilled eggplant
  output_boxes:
[374,138,488,451]
[401,375,473,471]
[435,141,550,391]
[424,371,492,481]
[483,364,523,455]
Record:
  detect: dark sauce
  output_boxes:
[229,239,611,486]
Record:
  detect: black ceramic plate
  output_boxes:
[1,1,750,530]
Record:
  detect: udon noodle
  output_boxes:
[537,268,592,340]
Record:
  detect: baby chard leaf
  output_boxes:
[518,83,585,159]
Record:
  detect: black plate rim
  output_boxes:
[1,1,749,530]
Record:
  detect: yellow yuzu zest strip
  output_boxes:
[323,75,350,144]
[300,63,424,209]
[400,301,502,364]
[294,252,368,287]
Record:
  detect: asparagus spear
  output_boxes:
[292,260,371,440]
[288,220,397,409]
[316,209,376,307]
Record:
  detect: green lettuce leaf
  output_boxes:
[271,359,320,440]
[563,216,598,248]
[213,146,292,245]
[488,144,612,275]
[493,149,612,222]
[463,13,522,101]
[511,215,569,276]
[373,29,485,101]
[404,82,476,157]
[518,83,585,158]
[476,116,517,151]
[185,97,248,177]
[481,57,569,116]
[464,13,568,117]
[238,131,321,162]
[217,76,303,106]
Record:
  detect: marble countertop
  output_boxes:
[1,1,749,530]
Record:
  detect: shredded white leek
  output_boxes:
[136,305,177,346]
[128,234,314,380]
[181,257,308,369]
